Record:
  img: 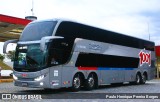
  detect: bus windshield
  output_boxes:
[14,44,48,71]
[14,38,73,71]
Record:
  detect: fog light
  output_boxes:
[40,82,43,86]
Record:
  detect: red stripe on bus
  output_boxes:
[78,67,98,70]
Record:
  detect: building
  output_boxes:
[0,14,32,42]
[156,46,160,78]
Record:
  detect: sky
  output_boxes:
[0,0,160,54]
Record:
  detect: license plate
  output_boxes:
[22,82,28,87]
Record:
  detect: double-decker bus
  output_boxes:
[3,19,156,91]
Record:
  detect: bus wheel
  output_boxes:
[72,74,81,91]
[85,74,96,90]
[135,73,142,84]
[141,73,147,84]
[130,73,141,85]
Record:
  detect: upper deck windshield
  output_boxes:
[20,21,57,41]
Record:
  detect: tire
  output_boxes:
[141,74,147,84]
[84,74,96,90]
[71,74,82,92]
[135,73,143,85]
[136,74,142,84]
[130,73,142,85]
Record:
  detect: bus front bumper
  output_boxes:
[14,80,46,88]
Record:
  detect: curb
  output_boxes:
[0,79,13,83]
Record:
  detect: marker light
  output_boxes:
[34,75,45,81]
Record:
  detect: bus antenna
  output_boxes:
[31,0,34,16]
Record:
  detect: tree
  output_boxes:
[0,54,5,61]
[6,50,15,61]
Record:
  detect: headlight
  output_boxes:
[34,75,45,81]
[13,74,18,80]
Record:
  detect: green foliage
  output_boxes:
[6,50,15,62]
[0,54,5,61]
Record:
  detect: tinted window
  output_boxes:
[75,53,139,68]
[14,44,48,72]
[48,39,73,66]
[20,21,57,41]
[56,21,154,51]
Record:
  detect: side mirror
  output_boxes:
[3,39,18,53]
[40,36,64,52]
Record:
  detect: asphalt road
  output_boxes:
[1,79,160,102]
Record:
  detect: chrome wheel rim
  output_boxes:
[136,75,140,83]
[143,75,146,83]
[73,77,80,89]
[88,77,94,87]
